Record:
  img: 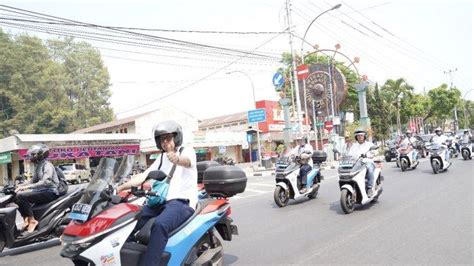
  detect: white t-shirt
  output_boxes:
[348,141,375,160]
[289,144,314,165]
[431,135,448,145]
[400,136,417,146]
[145,146,198,209]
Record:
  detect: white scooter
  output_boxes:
[460,141,472,160]
[397,143,420,171]
[427,143,451,174]
[337,146,384,214]
[274,151,327,207]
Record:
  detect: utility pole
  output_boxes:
[444,68,458,131]
[285,0,303,135]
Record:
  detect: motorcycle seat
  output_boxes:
[31,188,80,218]
[135,199,210,245]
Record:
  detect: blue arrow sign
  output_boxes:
[248,108,266,123]
[272,72,284,88]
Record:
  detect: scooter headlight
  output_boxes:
[61,241,93,258]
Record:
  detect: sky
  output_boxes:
[1,0,472,120]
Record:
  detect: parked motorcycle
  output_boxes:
[0,184,84,253]
[428,143,451,174]
[460,141,472,160]
[273,151,327,207]
[60,155,247,266]
[397,143,420,171]
[337,146,384,214]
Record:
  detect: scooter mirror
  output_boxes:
[146,170,168,181]
[370,146,378,151]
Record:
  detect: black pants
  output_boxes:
[16,190,58,218]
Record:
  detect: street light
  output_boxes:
[226,70,262,167]
[300,3,342,138]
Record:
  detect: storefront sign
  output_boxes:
[18,145,140,160]
[0,152,12,164]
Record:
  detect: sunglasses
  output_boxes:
[159,134,175,142]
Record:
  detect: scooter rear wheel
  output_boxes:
[274,186,289,207]
[340,189,355,214]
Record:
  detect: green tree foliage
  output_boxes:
[425,84,461,127]
[380,78,414,127]
[0,30,112,137]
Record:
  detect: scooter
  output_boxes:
[60,155,246,266]
[428,143,451,174]
[274,151,327,207]
[337,146,384,214]
[460,142,472,160]
[447,139,459,158]
[397,143,420,171]
[0,184,84,253]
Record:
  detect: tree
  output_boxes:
[380,78,414,133]
[0,29,113,137]
[425,84,461,127]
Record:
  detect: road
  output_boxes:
[1,158,472,265]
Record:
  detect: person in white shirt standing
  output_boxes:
[288,136,314,193]
[348,129,376,197]
[118,120,197,266]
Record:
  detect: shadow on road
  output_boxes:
[329,199,378,215]
[223,254,239,265]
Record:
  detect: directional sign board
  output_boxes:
[272,72,284,88]
[247,108,266,123]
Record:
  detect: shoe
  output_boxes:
[299,187,308,194]
[367,188,374,197]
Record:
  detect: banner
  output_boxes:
[18,145,140,160]
[0,152,11,164]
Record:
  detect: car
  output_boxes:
[58,163,91,184]
[384,139,399,162]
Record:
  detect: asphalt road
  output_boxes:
[1,158,472,265]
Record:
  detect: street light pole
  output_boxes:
[300,3,342,138]
[227,71,262,167]
[444,68,459,131]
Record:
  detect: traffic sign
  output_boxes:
[316,121,324,127]
[247,108,266,123]
[324,121,334,132]
[272,72,284,88]
[296,64,309,80]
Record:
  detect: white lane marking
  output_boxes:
[247,183,275,187]
[232,190,273,201]
[244,188,268,194]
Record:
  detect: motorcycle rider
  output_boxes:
[117,120,197,266]
[14,144,60,233]
[288,136,314,193]
[348,129,376,197]
[462,129,472,144]
[430,127,450,162]
[400,130,418,161]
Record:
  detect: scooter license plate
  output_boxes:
[69,203,92,222]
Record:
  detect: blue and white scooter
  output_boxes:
[60,155,246,265]
[274,151,327,207]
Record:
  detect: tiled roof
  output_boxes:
[72,112,153,133]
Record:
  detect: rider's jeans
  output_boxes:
[366,162,375,189]
[299,164,312,187]
[136,199,194,266]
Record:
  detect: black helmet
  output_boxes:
[434,127,442,136]
[27,144,49,163]
[464,130,469,134]
[354,128,367,141]
[153,120,183,150]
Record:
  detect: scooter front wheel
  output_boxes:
[400,158,408,172]
[340,189,355,214]
[274,186,289,207]
[431,158,441,174]
[462,150,470,160]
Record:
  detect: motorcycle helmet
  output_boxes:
[434,127,443,136]
[406,130,412,137]
[26,143,49,163]
[354,129,367,141]
[153,120,183,150]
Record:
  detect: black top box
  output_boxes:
[197,160,221,183]
[202,165,247,198]
[312,150,327,163]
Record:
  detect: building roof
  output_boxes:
[72,112,153,133]
[199,111,247,128]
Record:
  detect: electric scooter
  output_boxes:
[273,151,327,207]
[397,143,420,171]
[60,155,247,266]
[337,146,384,214]
[428,143,451,174]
